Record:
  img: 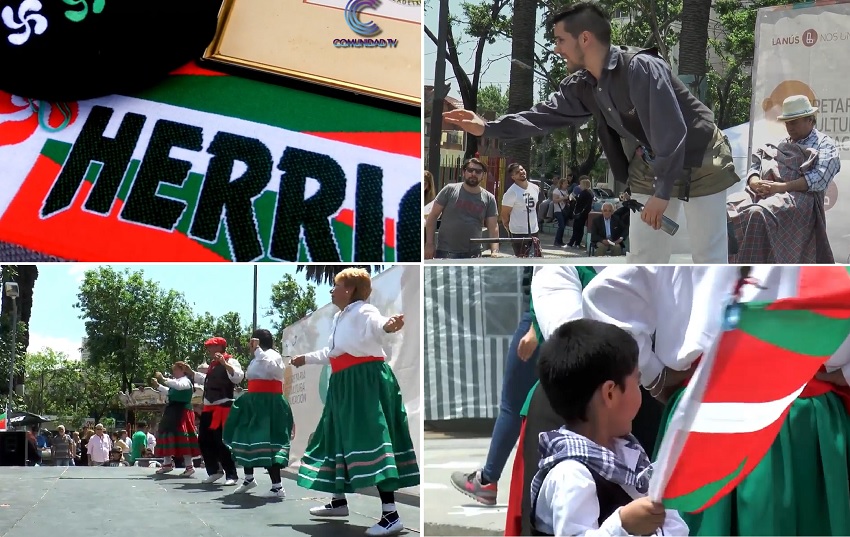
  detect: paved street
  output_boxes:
[427,226,695,264]
[0,467,420,537]
[423,434,510,536]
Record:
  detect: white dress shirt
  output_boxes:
[532,266,607,340]
[535,438,690,536]
[87,433,112,463]
[247,347,286,381]
[304,300,392,365]
[156,376,193,394]
[583,266,850,387]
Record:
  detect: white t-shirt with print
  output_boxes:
[502,182,540,234]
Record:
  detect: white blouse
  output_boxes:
[247,347,286,381]
[155,376,193,393]
[582,266,850,387]
[532,266,607,340]
[304,300,392,365]
[534,438,689,536]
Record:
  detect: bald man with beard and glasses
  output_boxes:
[444,2,739,264]
[425,158,501,259]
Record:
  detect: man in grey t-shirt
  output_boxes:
[425,158,500,259]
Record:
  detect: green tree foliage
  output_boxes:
[477,84,510,116]
[266,274,318,344]
[76,267,195,393]
[22,348,121,426]
[707,0,787,128]
[424,0,512,156]
[22,267,317,422]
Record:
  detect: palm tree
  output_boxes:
[296,265,384,286]
[677,0,713,102]
[1,265,39,393]
[502,0,536,170]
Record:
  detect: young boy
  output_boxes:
[531,319,689,536]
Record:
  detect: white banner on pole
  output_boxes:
[750,0,850,261]
[281,265,421,495]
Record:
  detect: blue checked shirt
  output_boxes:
[749,128,841,192]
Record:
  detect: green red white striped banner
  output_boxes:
[0,63,420,262]
[649,266,850,513]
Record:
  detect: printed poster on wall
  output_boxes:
[751,0,850,261]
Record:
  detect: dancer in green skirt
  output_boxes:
[291,268,419,537]
[584,266,850,536]
[223,329,293,498]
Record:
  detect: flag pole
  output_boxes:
[6,296,17,424]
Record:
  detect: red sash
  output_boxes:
[202,405,231,430]
[247,379,283,394]
[330,354,384,373]
[800,373,850,414]
[504,417,527,537]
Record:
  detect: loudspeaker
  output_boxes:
[0,431,27,466]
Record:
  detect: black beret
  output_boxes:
[0,0,222,101]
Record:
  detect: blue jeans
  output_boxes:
[482,311,540,483]
[54,458,70,466]
[554,211,566,245]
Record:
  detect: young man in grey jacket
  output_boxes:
[444,2,739,263]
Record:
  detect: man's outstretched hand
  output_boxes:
[442,109,487,136]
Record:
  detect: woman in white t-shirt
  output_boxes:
[500,163,540,257]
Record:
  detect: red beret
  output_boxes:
[204,337,227,347]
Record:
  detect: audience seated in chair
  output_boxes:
[589,202,625,256]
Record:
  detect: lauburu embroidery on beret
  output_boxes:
[2,0,47,45]
[63,0,105,22]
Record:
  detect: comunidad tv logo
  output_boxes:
[333,0,399,48]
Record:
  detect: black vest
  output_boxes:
[564,46,716,188]
[530,463,634,535]
[203,362,235,404]
[520,383,663,536]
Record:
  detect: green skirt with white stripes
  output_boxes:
[297,360,420,493]
[223,391,293,468]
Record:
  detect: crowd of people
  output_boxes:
[27,421,157,467]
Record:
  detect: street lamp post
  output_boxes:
[4,282,19,419]
[252,265,258,333]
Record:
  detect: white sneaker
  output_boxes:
[223,478,238,486]
[202,472,224,484]
[365,517,403,536]
[260,487,286,498]
[233,480,257,494]
[309,502,350,517]
[181,468,196,477]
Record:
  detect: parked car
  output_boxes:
[591,187,621,212]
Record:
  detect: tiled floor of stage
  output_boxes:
[0,467,420,537]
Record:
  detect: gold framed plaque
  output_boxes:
[204,0,421,107]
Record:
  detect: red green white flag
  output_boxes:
[0,410,6,431]
[648,266,850,513]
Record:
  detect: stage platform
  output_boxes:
[0,467,421,537]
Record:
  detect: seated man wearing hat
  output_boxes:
[728,94,841,263]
